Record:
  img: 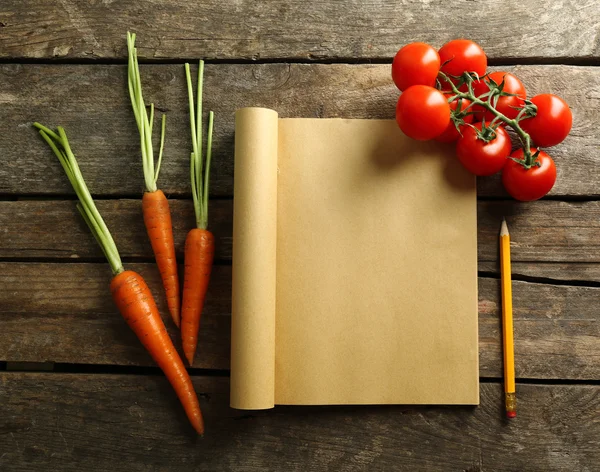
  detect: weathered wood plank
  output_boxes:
[477,278,600,381]
[0,64,596,197]
[1,263,598,380]
[0,374,598,472]
[0,263,231,370]
[0,0,598,61]
[477,200,600,263]
[1,200,598,266]
[0,199,233,261]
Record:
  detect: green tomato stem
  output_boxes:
[438,71,534,168]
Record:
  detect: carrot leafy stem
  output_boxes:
[185,60,215,229]
[155,114,166,185]
[127,31,166,193]
[33,123,124,275]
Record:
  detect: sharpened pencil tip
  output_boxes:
[500,218,509,236]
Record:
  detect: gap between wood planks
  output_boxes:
[0,256,230,266]
[2,362,599,386]
[4,195,600,203]
[0,194,238,201]
[477,270,600,289]
[0,256,597,288]
[1,56,600,67]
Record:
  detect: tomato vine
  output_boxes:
[437,70,538,168]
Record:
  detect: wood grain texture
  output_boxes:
[1,3,597,464]
[0,199,232,261]
[1,200,599,267]
[0,374,598,472]
[477,200,600,264]
[0,0,599,61]
[477,278,600,381]
[0,263,231,370]
[1,64,597,197]
[1,263,598,380]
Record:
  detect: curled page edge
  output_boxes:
[230,107,279,410]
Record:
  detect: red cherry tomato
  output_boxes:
[396,85,450,141]
[392,42,440,92]
[438,39,487,91]
[472,71,526,121]
[502,149,557,201]
[520,94,572,147]
[435,97,474,143]
[456,122,511,176]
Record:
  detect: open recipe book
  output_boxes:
[230,107,479,409]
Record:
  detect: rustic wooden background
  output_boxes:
[1,1,599,471]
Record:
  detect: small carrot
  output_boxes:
[34,123,203,435]
[127,32,181,327]
[110,270,202,433]
[182,227,215,364]
[181,61,216,365]
[142,189,180,325]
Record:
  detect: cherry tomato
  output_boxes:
[502,149,556,201]
[438,39,487,91]
[520,94,572,147]
[472,71,526,121]
[396,85,450,141]
[392,42,440,92]
[456,122,511,176]
[435,97,474,143]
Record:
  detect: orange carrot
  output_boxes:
[34,122,203,435]
[142,190,180,326]
[127,32,180,327]
[111,270,203,433]
[180,61,216,365]
[182,228,214,364]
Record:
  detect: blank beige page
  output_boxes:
[274,118,479,405]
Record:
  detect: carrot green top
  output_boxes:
[127,32,166,194]
[185,61,215,230]
[33,123,124,276]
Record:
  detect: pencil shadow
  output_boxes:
[481,200,530,221]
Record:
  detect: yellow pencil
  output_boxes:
[500,218,516,418]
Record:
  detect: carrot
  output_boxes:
[127,32,181,327]
[142,190,180,326]
[180,61,216,365]
[111,270,203,434]
[182,228,215,364]
[33,123,204,435]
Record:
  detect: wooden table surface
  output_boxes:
[1,1,599,471]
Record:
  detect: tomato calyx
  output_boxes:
[514,99,538,120]
[508,148,542,169]
[472,121,499,143]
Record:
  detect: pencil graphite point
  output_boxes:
[500,218,509,236]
